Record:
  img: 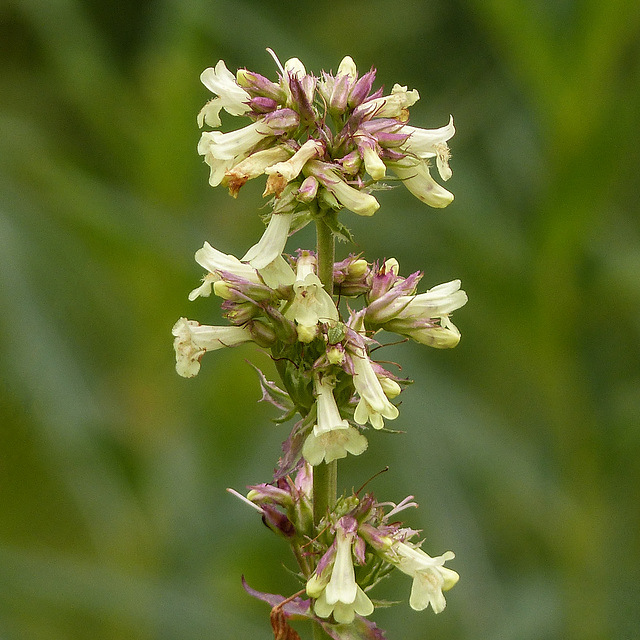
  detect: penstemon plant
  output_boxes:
[173,49,466,640]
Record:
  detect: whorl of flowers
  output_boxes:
[197,50,455,216]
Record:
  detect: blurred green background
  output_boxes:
[1,0,639,638]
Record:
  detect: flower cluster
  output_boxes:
[173,247,466,469]
[248,469,459,625]
[174,51,464,638]
[197,52,456,250]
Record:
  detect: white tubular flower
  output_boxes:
[311,526,374,624]
[355,135,386,180]
[356,83,420,119]
[199,121,272,162]
[303,427,368,466]
[223,146,292,197]
[265,139,324,182]
[307,161,380,217]
[382,280,467,348]
[198,132,241,187]
[256,255,296,290]
[315,375,349,432]
[377,279,467,323]
[199,109,298,167]
[188,241,262,301]
[302,376,368,465]
[400,280,467,317]
[407,316,462,348]
[241,213,294,270]
[351,349,400,429]
[197,60,252,128]
[392,543,459,614]
[172,318,255,378]
[389,157,454,208]
[400,115,455,181]
[284,253,339,341]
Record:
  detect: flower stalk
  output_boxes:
[174,50,467,640]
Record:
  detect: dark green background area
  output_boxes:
[1,1,639,638]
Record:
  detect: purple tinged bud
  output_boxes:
[250,96,278,113]
[247,483,294,507]
[340,150,362,175]
[262,108,300,133]
[358,523,394,552]
[214,272,275,302]
[297,175,319,203]
[359,119,403,136]
[368,261,407,300]
[237,69,286,103]
[354,535,367,565]
[348,68,377,107]
[380,148,407,162]
[329,73,351,114]
[334,255,371,297]
[366,271,423,324]
[261,504,296,539]
[288,76,315,124]
[221,300,260,325]
[373,129,411,148]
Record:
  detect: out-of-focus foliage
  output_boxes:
[1,1,639,638]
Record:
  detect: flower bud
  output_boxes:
[327,345,345,366]
[236,69,286,102]
[340,150,362,176]
[297,175,319,203]
[348,68,376,107]
[249,96,278,113]
[248,320,277,348]
[263,108,300,133]
[261,504,296,539]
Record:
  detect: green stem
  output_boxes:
[315,216,335,297]
[313,216,337,524]
[312,216,337,640]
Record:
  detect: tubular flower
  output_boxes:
[390,543,459,613]
[354,83,420,120]
[199,109,299,163]
[265,139,325,183]
[350,347,400,429]
[188,241,263,301]
[346,312,399,429]
[223,146,292,197]
[399,115,455,181]
[378,280,468,349]
[307,520,374,624]
[172,318,272,378]
[388,156,454,208]
[306,160,380,217]
[302,375,368,466]
[284,252,339,342]
[241,212,294,270]
[197,60,252,128]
